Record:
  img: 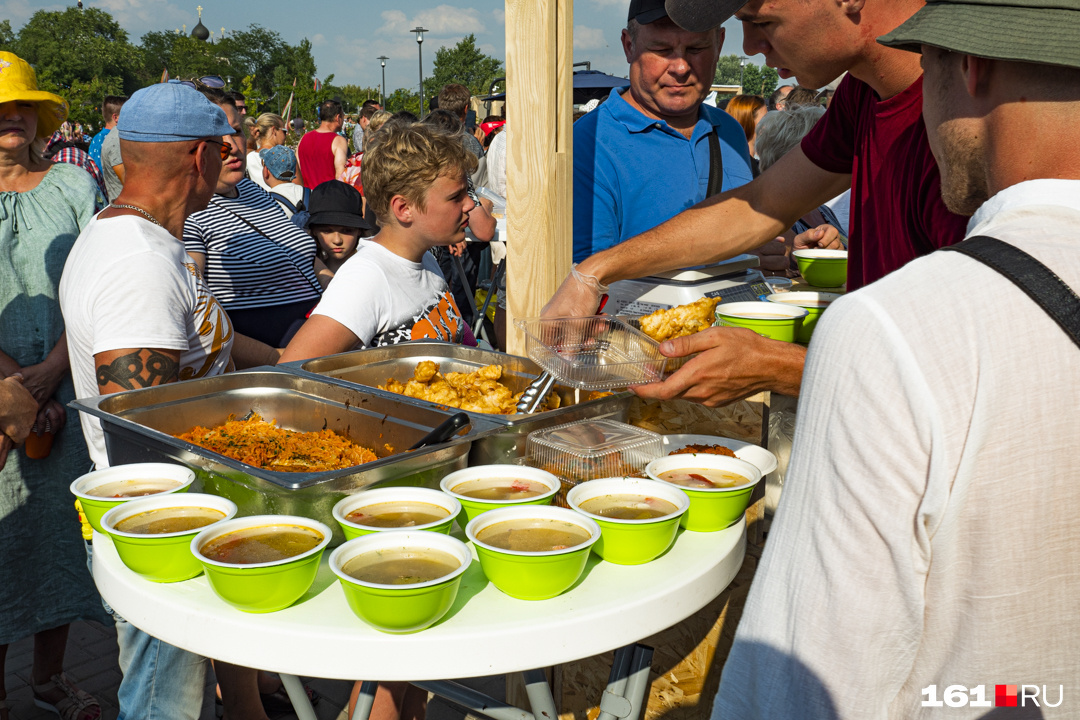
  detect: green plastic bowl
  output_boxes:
[191,515,332,613]
[71,463,196,534]
[645,455,763,532]
[101,493,236,583]
[566,477,688,565]
[466,506,600,600]
[330,531,471,633]
[440,466,560,526]
[333,487,461,540]
[766,292,843,343]
[714,301,808,343]
[793,249,848,288]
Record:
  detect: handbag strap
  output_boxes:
[943,235,1080,349]
[706,130,724,198]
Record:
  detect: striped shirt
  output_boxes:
[183,178,322,311]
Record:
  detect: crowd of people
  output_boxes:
[2,0,1079,716]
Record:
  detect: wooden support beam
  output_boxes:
[504,0,574,355]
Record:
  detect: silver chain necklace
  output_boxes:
[110,203,163,228]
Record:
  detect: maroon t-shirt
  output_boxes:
[801,74,968,290]
[297,131,339,189]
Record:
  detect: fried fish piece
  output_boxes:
[638,297,723,342]
[381,363,557,414]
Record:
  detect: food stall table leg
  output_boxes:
[415,681,534,720]
[280,673,318,720]
[349,680,379,720]
[596,644,653,720]
[451,253,481,327]
[522,668,559,720]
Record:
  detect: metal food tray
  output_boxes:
[281,342,633,465]
[514,316,670,390]
[71,368,502,543]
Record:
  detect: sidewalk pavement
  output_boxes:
[4,621,502,720]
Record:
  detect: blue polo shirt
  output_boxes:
[573,88,753,263]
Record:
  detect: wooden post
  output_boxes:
[504,0,574,356]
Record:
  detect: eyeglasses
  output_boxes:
[179,75,226,90]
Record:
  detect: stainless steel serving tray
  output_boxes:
[71,368,503,543]
[280,342,634,465]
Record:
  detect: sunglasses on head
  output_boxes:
[179,75,227,90]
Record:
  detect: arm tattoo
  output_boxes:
[96,350,179,391]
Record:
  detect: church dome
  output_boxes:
[191,18,209,41]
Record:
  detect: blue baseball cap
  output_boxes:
[117,81,235,143]
[259,145,297,180]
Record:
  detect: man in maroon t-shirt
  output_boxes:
[543,0,967,406]
[296,99,348,188]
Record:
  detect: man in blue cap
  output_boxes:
[715,2,1080,717]
[572,0,752,264]
[60,81,279,720]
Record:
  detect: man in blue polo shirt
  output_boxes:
[572,0,752,263]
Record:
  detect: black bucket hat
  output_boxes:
[629,0,749,31]
[878,0,1080,69]
[306,180,370,230]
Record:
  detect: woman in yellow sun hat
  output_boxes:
[0,51,106,720]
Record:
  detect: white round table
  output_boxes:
[93,520,745,719]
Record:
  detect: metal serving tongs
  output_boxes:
[515,371,556,415]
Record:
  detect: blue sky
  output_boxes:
[3,0,772,91]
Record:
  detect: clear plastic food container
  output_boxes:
[515,316,668,390]
[525,419,663,505]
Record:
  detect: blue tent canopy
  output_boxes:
[480,70,629,102]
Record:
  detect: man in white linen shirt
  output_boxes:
[714,1,1080,718]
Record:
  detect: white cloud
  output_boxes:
[378,6,486,37]
[573,25,608,51]
[311,33,326,47]
[94,0,188,35]
[492,8,505,25]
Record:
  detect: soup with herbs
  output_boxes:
[578,494,679,520]
[114,507,225,534]
[475,518,591,552]
[342,547,461,585]
[657,469,749,489]
[85,478,183,498]
[199,525,324,564]
[345,501,450,528]
[450,477,550,501]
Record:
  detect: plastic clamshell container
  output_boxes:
[101,493,237,583]
[526,419,663,502]
[329,531,472,633]
[515,316,668,390]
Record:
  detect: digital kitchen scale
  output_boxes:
[602,254,773,315]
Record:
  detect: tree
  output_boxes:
[424,34,503,100]
[0,20,15,50]
[385,88,421,117]
[714,55,779,97]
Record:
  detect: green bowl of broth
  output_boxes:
[566,478,689,565]
[101,493,237,583]
[440,466,560,526]
[330,531,472,633]
[466,506,600,601]
[793,249,848,288]
[191,515,332,613]
[71,463,196,534]
[765,291,843,343]
[714,301,808,343]
[333,488,461,540]
[645,455,763,532]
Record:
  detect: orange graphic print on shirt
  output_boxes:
[370,291,466,347]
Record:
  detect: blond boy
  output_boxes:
[280,122,478,361]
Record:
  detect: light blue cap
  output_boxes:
[117,80,235,143]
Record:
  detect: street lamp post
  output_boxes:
[412,27,428,114]
[739,56,748,92]
[377,56,389,107]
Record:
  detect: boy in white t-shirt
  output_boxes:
[280,121,479,361]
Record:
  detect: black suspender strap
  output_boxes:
[706,130,724,198]
[943,235,1080,349]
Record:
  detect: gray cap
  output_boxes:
[117,81,235,143]
[669,0,749,31]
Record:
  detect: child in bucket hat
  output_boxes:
[306,180,371,276]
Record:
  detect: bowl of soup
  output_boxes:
[330,531,471,633]
[566,478,689,565]
[71,463,196,534]
[101,493,236,583]
[765,291,843,343]
[440,466,560,526]
[465,506,600,601]
[714,301,808,343]
[792,249,848,288]
[645,454,763,532]
[333,488,461,540]
[191,515,332,613]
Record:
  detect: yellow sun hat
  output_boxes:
[0,52,69,139]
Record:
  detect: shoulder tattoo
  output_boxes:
[96,350,179,391]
